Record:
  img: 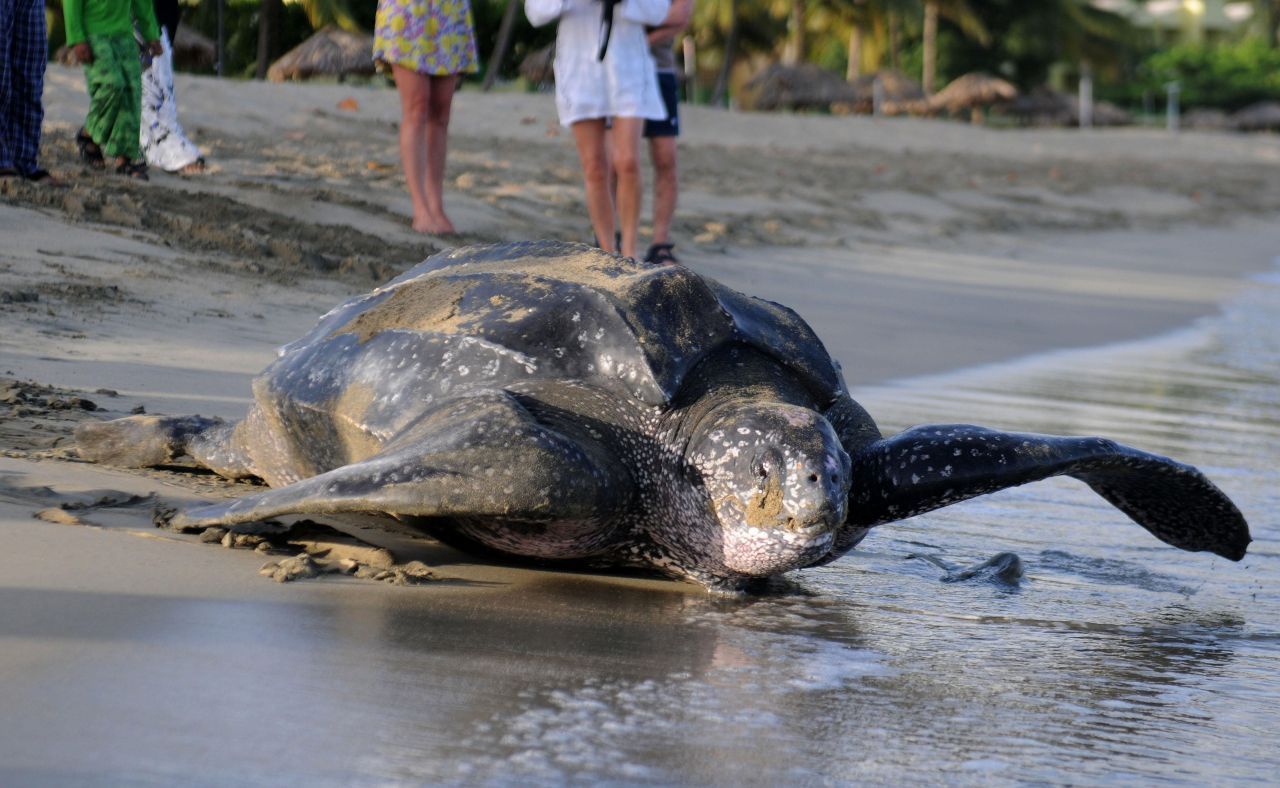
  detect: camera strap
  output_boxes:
[598,0,620,61]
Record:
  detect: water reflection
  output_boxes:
[6,277,1278,785]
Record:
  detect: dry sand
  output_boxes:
[2,67,1280,778]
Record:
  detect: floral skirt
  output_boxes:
[374,0,479,76]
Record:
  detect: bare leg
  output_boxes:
[571,119,616,253]
[604,126,617,210]
[424,74,458,233]
[610,117,645,259]
[649,135,678,246]
[392,66,457,234]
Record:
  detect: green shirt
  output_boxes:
[63,0,160,46]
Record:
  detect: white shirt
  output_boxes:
[525,0,671,125]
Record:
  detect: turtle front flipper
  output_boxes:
[169,390,634,557]
[847,424,1251,561]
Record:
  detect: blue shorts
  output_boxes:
[644,72,680,138]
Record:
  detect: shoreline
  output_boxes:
[3,71,1280,779]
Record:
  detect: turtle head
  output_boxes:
[685,401,852,577]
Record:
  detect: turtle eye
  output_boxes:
[751,449,780,487]
[751,457,769,479]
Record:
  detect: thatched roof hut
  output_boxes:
[839,70,926,115]
[172,23,216,71]
[741,64,860,112]
[1090,100,1133,127]
[1232,101,1280,132]
[1004,87,1073,125]
[519,44,556,87]
[1002,87,1131,127]
[1182,108,1232,131]
[267,25,375,83]
[929,72,1017,121]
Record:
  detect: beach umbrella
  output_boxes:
[929,72,1017,123]
[171,23,217,71]
[1182,108,1232,131]
[519,44,556,87]
[266,25,376,83]
[741,63,860,112]
[1004,86,1074,126]
[1231,101,1280,132]
[843,69,926,116]
[1090,100,1132,127]
[1001,87,1129,128]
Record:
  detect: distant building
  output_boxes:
[1091,0,1253,43]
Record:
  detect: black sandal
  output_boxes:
[115,159,150,181]
[23,168,64,187]
[76,128,105,169]
[644,243,679,265]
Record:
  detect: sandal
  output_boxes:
[644,243,679,265]
[177,157,206,175]
[115,159,150,181]
[76,128,105,169]
[24,169,63,186]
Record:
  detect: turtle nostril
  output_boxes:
[807,473,819,484]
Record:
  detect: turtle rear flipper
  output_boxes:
[170,390,633,548]
[75,415,225,468]
[849,424,1251,561]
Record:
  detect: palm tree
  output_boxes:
[1255,0,1280,46]
[785,0,806,64]
[919,0,1128,91]
[922,0,937,92]
[256,0,283,79]
[922,0,987,93]
[691,0,781,104]
[255,0,361,79]
[829,0,982,87]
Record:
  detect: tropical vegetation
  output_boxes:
[42,0,1280,111]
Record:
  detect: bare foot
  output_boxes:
[177,158,206,175]
[411,212,457,235]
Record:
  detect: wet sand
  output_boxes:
[2,68,1280,781]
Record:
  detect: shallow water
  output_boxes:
[413,266,1280,786]
[3,273,1277,786]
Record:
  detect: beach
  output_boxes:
[1,68,1278,782]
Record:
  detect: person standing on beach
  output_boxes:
[1,0,57,184]
[525,0,671,259]
[64,0,163,179]
[139,0,205,175]
[639,0,689,264]
[375,0,479,235]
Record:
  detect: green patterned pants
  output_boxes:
[83,33,142,160]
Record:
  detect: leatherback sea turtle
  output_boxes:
[76,241,1251,589]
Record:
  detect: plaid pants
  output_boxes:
[0,0,46,174]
